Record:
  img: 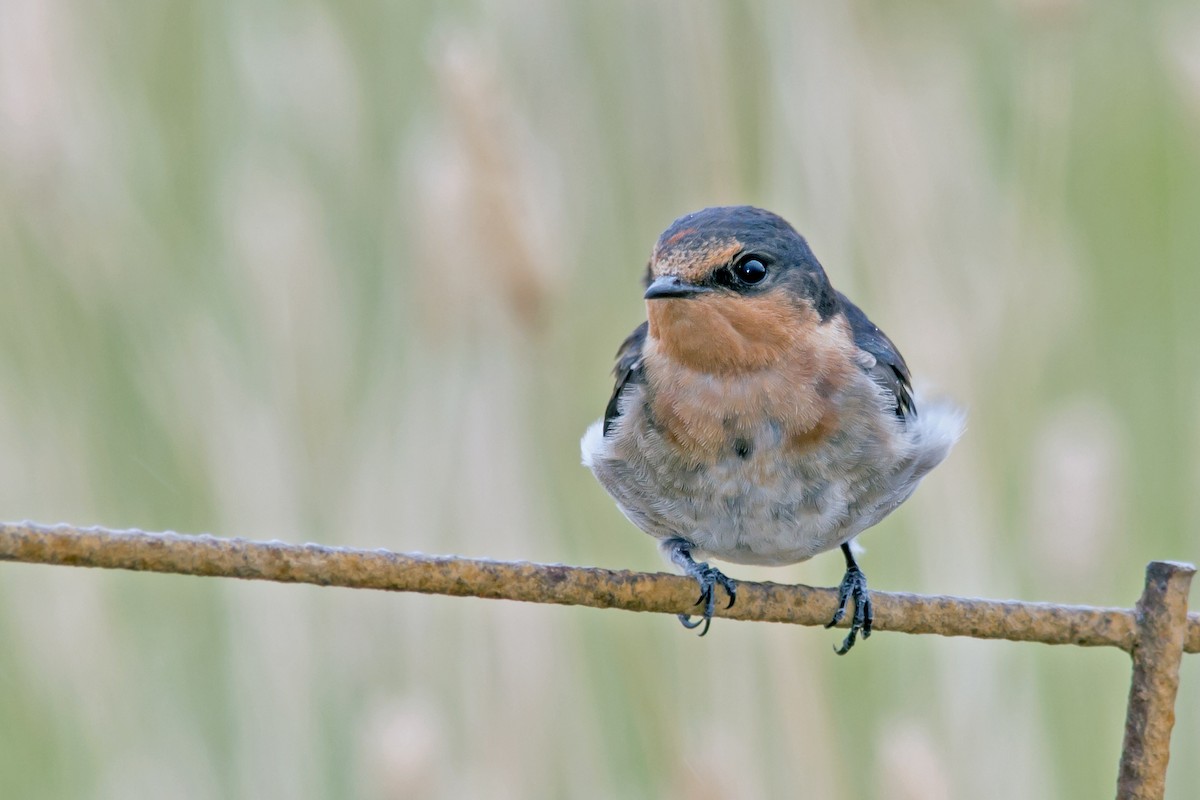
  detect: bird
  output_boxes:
[581,206,964,653]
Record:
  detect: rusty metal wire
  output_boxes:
[0,521,1196,653]
[1117,561,1195,800]
[1,520,1197,799]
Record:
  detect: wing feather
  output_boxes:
[602,321,648,436]
[836,292,915,420]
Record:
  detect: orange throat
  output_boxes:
[641,294,863,462]
[645,291,808,375]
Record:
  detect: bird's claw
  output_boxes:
[825,564,872,655]
[677,563,737,637]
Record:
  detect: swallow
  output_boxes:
[581,206,964,653]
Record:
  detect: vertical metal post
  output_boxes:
[1116,561,1195,800]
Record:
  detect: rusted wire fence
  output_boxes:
[0,521,1195,800]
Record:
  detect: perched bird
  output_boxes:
[581,206,963,653]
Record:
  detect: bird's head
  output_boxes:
[643,206,840,374]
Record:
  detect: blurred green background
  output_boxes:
[2,1,1199,797]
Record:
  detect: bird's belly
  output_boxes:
[663,449,858,566]
[586,416,906,567]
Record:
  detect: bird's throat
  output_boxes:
[645,292,803,375]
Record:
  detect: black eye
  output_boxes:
[732,257,768,285]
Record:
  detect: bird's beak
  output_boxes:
[644,275,712,300]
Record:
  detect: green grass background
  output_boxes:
[2,1,1199,797]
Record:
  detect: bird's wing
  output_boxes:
[836,292,916,420]
[603,321,649,436]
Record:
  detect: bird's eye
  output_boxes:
[732,257,768,285]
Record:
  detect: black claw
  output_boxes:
[719,573,738,610]
[664,538,736,637]
[677,612,713,637]
[826,543,873,655]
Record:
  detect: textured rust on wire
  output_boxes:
[1,521,1196,653]
[1117,561,1196,800]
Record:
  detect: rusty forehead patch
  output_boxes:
[652,237,743,282]
[663,228,697,246]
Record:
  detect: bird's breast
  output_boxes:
[639,314,860,467]
[586,359,917,566]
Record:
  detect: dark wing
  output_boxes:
[836,292,915,420]
[603,321,648,436]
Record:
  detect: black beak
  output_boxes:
[644,275,711,300]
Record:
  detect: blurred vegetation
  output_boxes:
[1,1,1199,798]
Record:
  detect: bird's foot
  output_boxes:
[663,538,737,637]
[825,563,873,655]
[676,562,737,637]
